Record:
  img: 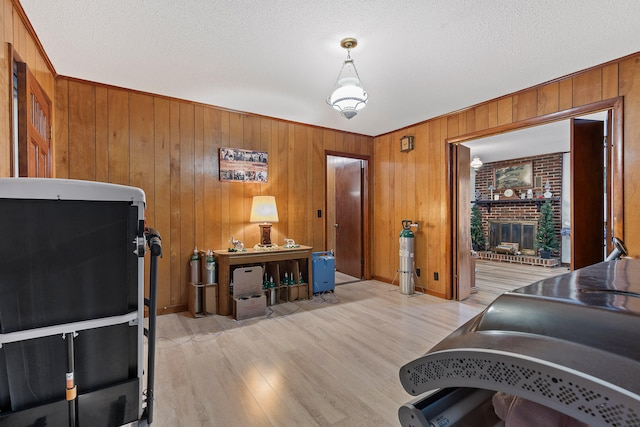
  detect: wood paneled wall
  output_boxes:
[54,78,373,313]
[373,53,640,299]
[373,121,450,296]
[6,0,640,306]
[0,0,55,177]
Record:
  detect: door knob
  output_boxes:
[334,223,338,228]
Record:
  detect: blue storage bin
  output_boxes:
[312,251,335,293]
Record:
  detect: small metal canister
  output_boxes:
[204,249,216,284]
[190,247,201,283]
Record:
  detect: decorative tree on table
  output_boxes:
[470,204,486,251]
[535,200,559,258]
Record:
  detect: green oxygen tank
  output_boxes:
[399,220,415,295]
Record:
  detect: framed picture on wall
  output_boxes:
[219,147,268,182]
[493,162,532,189]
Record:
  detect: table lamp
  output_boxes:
[250,196,279,246]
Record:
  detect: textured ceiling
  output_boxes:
[19,0,640,137]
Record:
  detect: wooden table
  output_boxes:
[213,246,313,315]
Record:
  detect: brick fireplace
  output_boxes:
[474,153,563,261]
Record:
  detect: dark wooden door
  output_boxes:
[571,118,605,270]
[335,160,363,278]
[17,63,52,177]
[456,144,472,300]
[605,110,614,256]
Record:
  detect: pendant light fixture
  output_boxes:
[326,37,368,119]
[470,156,483,170]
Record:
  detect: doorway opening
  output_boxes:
[451,98,623,302]
[326,153,369,285]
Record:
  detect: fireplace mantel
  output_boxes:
[474,197,560,213]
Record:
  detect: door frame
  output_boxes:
[448,97,624,300]
[325,150,372,280]
[453,144,472,301]
[9,44,18,176]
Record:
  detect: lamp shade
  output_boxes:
[327,38,368,120]
[250,196,279,223]
[327,59,368,119]
[470,156,483,170]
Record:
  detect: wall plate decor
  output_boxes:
[219,147,268,182]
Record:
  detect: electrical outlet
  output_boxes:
[416,268,420,277]
[434,272,439,281]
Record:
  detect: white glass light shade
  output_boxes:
[250,196,279,223]
[470,156,483,170]
[327,59,368,119]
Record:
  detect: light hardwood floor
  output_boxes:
[149,262,565,426]
[149,281,483,426]
[335,270,360,285]
[461,259,570,307]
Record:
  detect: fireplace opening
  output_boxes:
[489,221,537,255]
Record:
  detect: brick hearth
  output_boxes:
[477,251,560,267]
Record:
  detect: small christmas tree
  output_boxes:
[470,204,486,251]
[535,200,559,254]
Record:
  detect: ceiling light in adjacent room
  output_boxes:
[470,156,483,170]
[326,37,368,119]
